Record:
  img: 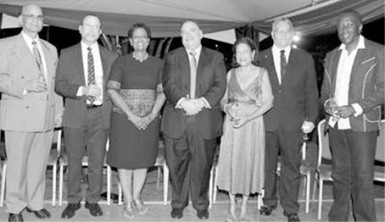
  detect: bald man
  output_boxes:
[0,4,63,222]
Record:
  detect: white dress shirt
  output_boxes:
[329,35,365,129]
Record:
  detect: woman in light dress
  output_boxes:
[216,37,274,222]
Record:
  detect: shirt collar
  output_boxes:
[272,44,291,55]
[21,31,40,46]
[81,41,99,52]
[186,45,202,58]
[339,35,365,51]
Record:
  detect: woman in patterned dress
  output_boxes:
[106,23,165,218]
[216,37,274,222]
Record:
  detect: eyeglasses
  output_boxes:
[22,14,44,21]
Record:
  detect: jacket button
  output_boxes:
[25,106,29,109]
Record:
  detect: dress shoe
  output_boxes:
[259,205,276,216]
[85,202,103,217]
[283,211,301,222]
[26,208,50,219]
[197,209,209,219]
[170,208,183,219]
[8,213,23,222]
[61,203,81,219]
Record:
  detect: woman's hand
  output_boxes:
[232,116,249,128]
[127,113,147,130]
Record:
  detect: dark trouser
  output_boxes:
[64,107,108,204]
[328,127,377,221]
[164,124,217,211]
[263,129,302,214]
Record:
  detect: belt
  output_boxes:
[86,103,103,109]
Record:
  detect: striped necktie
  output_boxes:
[87,47,96,103]
[32,41,46,82]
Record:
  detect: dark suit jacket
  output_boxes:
[0,33,63,132]
[320,38,384,132]
[55,43,118,129]
[259,47,319,132]
[161,47,226,139]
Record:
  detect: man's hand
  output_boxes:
[180,99,202,116]
[54,114,63,127]
[82,84,101,98]
[25,78,47,93]
[301,121,315,134]
[335,105,355,119]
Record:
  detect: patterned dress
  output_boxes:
[106,54,163,169]
[216,67,266,195]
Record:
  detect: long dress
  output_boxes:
[216,67,265,195]
[107,54,163,169]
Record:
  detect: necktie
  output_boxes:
[32,41,45,82]
[189,51,197,99]
[87,47,96,103]
[280,49,287,80]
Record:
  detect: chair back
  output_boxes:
[317,119,331,166]
[375,119,385,162]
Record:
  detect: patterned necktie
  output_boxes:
[32,41,45,82]
[189,51,197,99]
[280,49,287,80]
[87,47,95,103]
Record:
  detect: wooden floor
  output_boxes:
[0,167,384,222]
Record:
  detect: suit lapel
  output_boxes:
[99,46,109,84]
[330,50,342,96]
[74,44,86,85]
[15,34,40,78]
[179,49,190,91]
[264,49,280,89]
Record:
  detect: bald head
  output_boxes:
[19,4,44,38]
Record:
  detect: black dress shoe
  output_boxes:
[197,209,209,219]
[171,208,183,219]
[283,211,301,222]
[259,205,276,216]
[26,208,51,219]
[8,213,23,222]
[61,203,81,219]
[85,202,103,217]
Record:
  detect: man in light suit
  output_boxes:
[0,4,63,222]
[321,10,384,221]
[258,18,319,222]
[162,20,226,220]
[55,15,117,219]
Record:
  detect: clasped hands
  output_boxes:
[325,103,356,119]
[127,112,157,130]
[179,98,206,116]
[224,103,249,128]
[82,84,101,99]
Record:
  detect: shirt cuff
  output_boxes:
[175,97,186,109]
[201,97,211,109]
[352,103,363,117]
[76,86,84,97]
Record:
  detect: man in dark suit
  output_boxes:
[321,10,384,221]
[55,15,117,219]
[258,18,319,222]
[162,20,226,220]
[0,4,63,222]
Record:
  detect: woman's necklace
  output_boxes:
[132,52,148,63]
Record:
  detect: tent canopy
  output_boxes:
[0,0,383,38]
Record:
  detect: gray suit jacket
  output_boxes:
[0,33,63,132]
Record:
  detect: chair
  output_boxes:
[0,128,62,207]
[117,139,169,205]
[58,138,111,206]
[315,119,333,220]
[374,120,385,182]
[300,138,313,214]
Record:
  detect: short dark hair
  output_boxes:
[232,37,259,68]
[338,10,362,25]
[128,23,152,39]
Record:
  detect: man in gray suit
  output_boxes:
[0,4,63,222]
[321,10,384,221]
[55,15,117,219]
